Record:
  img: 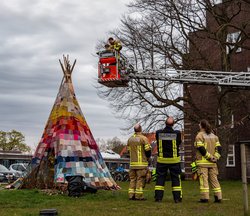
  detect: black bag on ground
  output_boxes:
[66,175,97,197]
[82,181,97,194]
[66,175,83,197]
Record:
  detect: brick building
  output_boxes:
[183,0,250,179]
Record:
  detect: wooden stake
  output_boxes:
[241,143,249,215]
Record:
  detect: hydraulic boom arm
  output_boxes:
[128,69,250,89]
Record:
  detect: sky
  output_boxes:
[0,0,132,150]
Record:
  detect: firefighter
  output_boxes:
[127,123,151,201]
[154,116,183,203]
[108,37,122,52]
[194,119,222,203]
[104,44,112,51]
[108,37,126,71]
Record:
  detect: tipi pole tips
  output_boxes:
[59,55,77,82]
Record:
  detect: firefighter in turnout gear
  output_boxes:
[108,37,122,52]
[154,117,182,203]
[108,37,126,71]
[195,119,222,203]
[127,124,151,201]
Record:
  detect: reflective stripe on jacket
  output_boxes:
[156,126,182,164]
[127,132,151,169]
[110,40,122,51]
[194,130,221,167]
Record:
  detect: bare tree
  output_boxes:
[97,0,250,139]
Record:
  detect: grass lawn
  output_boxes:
[0,180,249,216]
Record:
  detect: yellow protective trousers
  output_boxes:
[198,166,222,200]
[128,168,147,199]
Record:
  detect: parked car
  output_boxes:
[9,163,29,178]
[0,164,17,183]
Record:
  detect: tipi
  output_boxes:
[22,56,118,190]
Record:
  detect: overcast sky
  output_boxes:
[0,0,132,150]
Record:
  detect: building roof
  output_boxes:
[101,150,121,159]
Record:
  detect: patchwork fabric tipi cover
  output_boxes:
[23,56,118,190]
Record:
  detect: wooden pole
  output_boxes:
[241,143,249,215]
[59,55,77,84]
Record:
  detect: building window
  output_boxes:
[226,31,242,54]
[226,144,235,167]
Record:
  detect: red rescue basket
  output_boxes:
[98,51,131,87]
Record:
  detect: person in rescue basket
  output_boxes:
[104,44,112,51]
[108,37,124,68]
[154,116,183,203]
[194,119,222,203]
[108,37,122,52]
[127,123,151,201]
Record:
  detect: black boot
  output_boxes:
[214,196,222,203]
[199,199,209,203]
[173,191,182,203]
[174,198,182,203]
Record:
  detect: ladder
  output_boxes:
[128,69,250,88]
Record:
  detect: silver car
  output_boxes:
[0,164,16,183]
[9,163,28,178]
